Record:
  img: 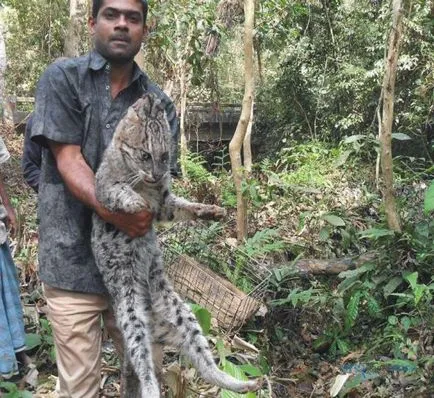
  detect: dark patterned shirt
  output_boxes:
[31,51,177,294]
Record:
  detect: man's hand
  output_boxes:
[4,204,17,237]
[97,207,154,238]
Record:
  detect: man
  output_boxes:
[31,1,177,396]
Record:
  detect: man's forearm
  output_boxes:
[58,157,99,209]
[48,142,105,216]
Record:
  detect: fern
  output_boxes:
[366,294,381,317]
[241,229,286,258]
[345,291,361,330]
[183,151,216,183]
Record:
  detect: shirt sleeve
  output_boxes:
[0,136,10,165]
[31,63,84,148]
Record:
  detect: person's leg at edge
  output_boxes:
[44,284,108,398]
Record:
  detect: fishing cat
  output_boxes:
[91,93,261,397]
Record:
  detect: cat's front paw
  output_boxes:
[192,204,226,220]
[122,197,147,213]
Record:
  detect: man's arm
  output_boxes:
[49,141,153,238]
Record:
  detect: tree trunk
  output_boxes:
[64,0,88,57]
[0,15,13,128]
[179,63,188,177]
[134,48,145,70]
[243,98,254,173]
[0,22,6,115]
[291,252,377,275]
[229,0,254,242]
[379,0,405,233]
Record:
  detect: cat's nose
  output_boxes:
[153,172,164,182]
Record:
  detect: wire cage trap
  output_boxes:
[158,221,271,332]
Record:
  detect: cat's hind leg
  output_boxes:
[114,288,161,398]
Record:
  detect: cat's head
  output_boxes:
[113,93,171,185]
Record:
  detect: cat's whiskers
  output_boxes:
[126,172,143,187]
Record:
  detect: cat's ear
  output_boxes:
[135,95,153,120]
[115,106,140,145]
[126,106,140,122]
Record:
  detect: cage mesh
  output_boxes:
[158,221,271,332]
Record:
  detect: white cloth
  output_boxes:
[0,136,10,164]
[0,135,10,244]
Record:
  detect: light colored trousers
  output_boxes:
[44,285,163,398]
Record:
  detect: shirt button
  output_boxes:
[106,124,110,129]
[105,85,110,90]
[105,64,110,71]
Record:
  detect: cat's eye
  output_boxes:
[161,152,169,163]
[141,151,151,161]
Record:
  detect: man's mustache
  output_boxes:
[110,34,131,42]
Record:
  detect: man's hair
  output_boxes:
[92,0,148,24]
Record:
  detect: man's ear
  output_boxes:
[88,16,96,35]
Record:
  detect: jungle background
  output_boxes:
[0,0,433,397]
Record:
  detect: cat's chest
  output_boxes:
[135,183,168,212]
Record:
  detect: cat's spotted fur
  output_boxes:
[91,94,261,397]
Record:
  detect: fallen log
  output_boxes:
[289,252,377,275]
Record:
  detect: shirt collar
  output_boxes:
[89,50,149,89]
[89,50,108,71]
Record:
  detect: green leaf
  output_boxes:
[319,227,330,241]
[215,339,227,364]
[25,333,42,350]
[367,295,381,316]
[221,361,256,398]
[336,338,350,354]
[0,382,18,393]
[383,276,403,297]
[392,133,411,141]
[359,228,395,239]
[238,364,263,377]
[343,134,365,144]
[345,292,361,328]
[404,272,419,291]
[313,334,332,351]
[337,275,362,293]
[50,345,57,364]
[190,305,211,335]
[333,149,352,167]
[321,214,346,227]
[424,181,434,214]
[401,316,411,332]
[338,262,376,279]
[4,392,21,398]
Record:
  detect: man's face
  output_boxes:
[89,0,146,65]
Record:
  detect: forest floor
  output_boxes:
[1,127,432,398]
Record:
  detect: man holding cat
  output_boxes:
[31,1,176,396]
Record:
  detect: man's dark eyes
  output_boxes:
[103,10,141,23]
[104,10,118,19]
